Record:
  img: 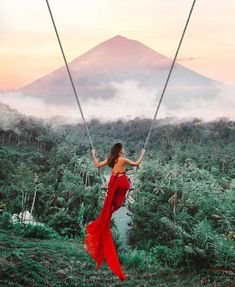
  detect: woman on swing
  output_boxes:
[84,143,145,281]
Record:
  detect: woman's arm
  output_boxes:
[92,149,108,168]
[123,148,146,166]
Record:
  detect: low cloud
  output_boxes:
[83,81,158,121]
[82,81,235,121]
[161,84,235,120]
[0,82,234,125]
[0,91,79,121]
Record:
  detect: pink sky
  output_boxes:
[1,0,235,90]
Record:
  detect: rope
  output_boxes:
[45,0,196,188]
[45,0,94,150]
[133,0,197,184]
[143,0,197,150]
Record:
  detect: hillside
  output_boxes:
[0,116,235,286]
[0,229,233,287]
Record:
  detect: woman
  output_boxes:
[84,143,145,281]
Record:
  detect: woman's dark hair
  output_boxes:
[107,143,122,168]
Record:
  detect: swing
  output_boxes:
[45,0,197,205]
[45,0,197,281]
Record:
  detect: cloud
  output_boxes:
[82,81,158,121]
[0,102,20,131]
[160,83,235,120]
[0,82,234,125]
[83,81,235,122]
[0,91,79,122]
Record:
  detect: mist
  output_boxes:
[0,81,234,125]
[0,91,79,124]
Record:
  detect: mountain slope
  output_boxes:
[19,35,220,107]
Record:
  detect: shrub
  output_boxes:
[0,211,12,229]
[149,244,184,268]
[48,211,81,238]
[213,234,235,269]
[119,249,149,271]
[13,223,58,239]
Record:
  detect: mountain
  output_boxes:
[19,35,221,109]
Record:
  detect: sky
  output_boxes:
[1,0,235,91]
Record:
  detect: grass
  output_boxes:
[0,229,234,287]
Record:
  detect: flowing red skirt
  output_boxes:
[84,174,130,280]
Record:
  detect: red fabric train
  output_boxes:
[84,173,130,280]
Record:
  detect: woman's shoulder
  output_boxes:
[119,156,128,163]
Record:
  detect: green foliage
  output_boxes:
[13,223,58,239]
[2,228,232,287]
[47,211,81,238]
[119,249,150,272]
[0,118,235,277]
[0,211,12,229]
[213,234,235,269]
[129,159,235,270]
[149,243,184,268]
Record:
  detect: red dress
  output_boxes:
[84,171,130,280]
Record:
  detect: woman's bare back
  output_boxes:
[111,157,126,175]
[91,149,146,170]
